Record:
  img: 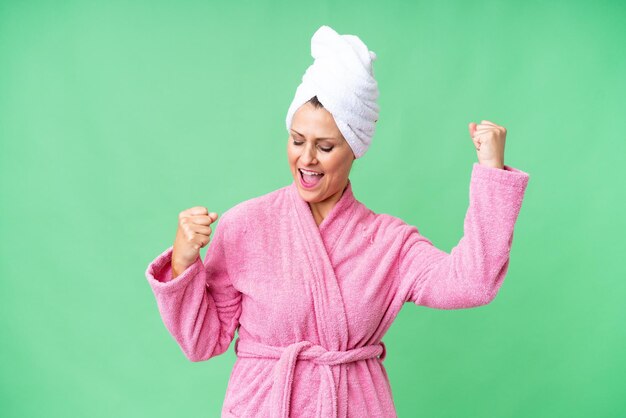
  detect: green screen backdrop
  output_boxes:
[1,1,624,417]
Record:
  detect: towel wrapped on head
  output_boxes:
[285,25,380,159]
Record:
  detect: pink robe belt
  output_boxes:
[234,338,387,418]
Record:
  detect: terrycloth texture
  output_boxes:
[235,339,385,418]
[145,163,530,417]
[285,25,380,159]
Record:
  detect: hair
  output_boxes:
[307,95,324,109]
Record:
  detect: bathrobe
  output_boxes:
[145,162,530,417]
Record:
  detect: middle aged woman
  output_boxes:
[287,95,356,227]
[145,25,530,418]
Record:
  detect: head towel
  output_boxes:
[285,25,380,159]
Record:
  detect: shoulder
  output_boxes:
[352,198,410,229]
[352,201,417,242]
[215,184,292,234]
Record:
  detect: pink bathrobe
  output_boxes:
[145,162,530,417]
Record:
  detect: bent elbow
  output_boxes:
[181,330,234,362]
[470,281,503,307]
[186,352,208,363]
[474,289,498,307]
[468,259,510,307]
[181,344,213,362]
[185,353,213,363]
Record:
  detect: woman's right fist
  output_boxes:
[171,206,219,278]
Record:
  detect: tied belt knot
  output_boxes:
[234,338,387,418]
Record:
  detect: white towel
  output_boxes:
[285,25,380,159]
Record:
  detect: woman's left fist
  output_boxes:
[468,120,506,169]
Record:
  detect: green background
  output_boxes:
[1,0,624,417]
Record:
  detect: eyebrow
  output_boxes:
[290,129,336,141]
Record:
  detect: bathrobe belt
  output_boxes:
[234,337,386,418]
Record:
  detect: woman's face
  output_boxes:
[287,101,355,204]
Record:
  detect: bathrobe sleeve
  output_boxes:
[399,163,530,309]
[145,211,242,361]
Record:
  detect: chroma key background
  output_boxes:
[1,1,624,417]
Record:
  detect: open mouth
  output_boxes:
[299,168,324,187]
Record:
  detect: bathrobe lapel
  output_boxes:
[288,179,358,417]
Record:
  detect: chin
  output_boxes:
[296,185,325,203]
[297,187,318,200]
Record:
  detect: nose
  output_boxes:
[300,142,318,165]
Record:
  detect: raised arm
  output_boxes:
[145,211,242,361]
[399,163,530,309]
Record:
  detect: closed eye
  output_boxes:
[292,140,334,153]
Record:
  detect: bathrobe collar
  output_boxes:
[287,178,361,415]
[287,179,358,349]
[288,178,357,231]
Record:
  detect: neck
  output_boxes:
[308,180,349,227]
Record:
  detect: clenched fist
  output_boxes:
[468,120,506,169]
[171,207,219,279]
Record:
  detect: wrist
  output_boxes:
[479,160,504,170]
[171,260,191,279]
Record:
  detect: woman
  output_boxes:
[145,25,530,417]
